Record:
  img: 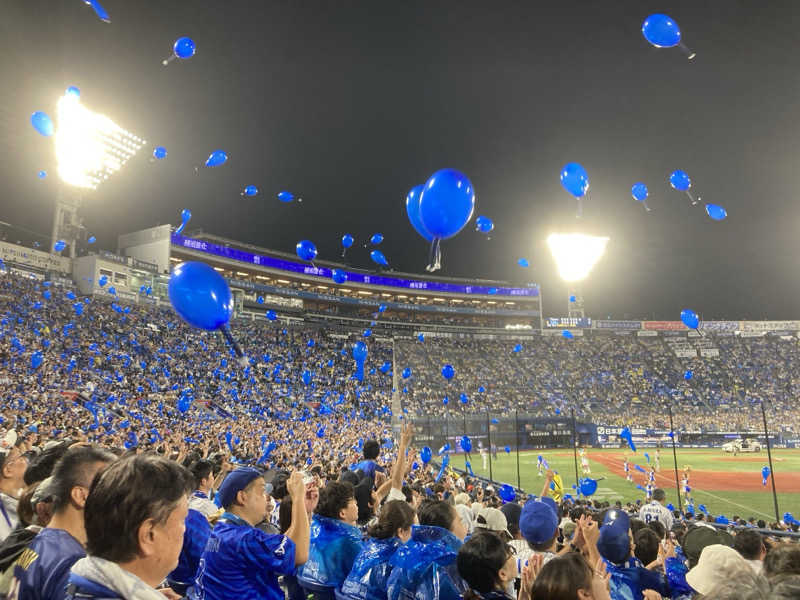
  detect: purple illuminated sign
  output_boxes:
[172,234,538,297]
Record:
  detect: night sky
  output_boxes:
[3,1,800,320]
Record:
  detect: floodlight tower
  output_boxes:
[546,233,609,318]
[51,90,145,257]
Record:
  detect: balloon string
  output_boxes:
[426,239,442,272]
[162,55,176,67]
[679,42,696,60]
[576,198,583,219]
[221,327,244,358]
[686,191,697,205]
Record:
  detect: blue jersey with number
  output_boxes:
[11,528,85,600]
[190,513,296,600]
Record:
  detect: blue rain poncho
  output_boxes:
[298,515,363,588]
[605,556,670,600]
[386,525,468,600]
[340,536,403,600]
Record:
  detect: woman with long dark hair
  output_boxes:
[340,500,416,600]
[525,552,611,600]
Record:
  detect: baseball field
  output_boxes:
[449,448,800,522]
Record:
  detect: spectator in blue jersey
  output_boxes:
[64,454,193,600]
[340,499,416,600]
[191,468,310,600]
[297,480,363,594]
[457,531,518,600]
[187,459,224,521]
[386,498,468,600]
[351,440,385,480]
[10,444,114,600]
[596,509,671,600]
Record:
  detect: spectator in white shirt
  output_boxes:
[638,488,673,531]
[734,529,766,574]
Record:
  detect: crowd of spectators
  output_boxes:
[1,268,800,599]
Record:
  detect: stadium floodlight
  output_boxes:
[55,92,145,189]
[546,233,609,282]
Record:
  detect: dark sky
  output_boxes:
[2,1,800,320]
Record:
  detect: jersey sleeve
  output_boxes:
[238,529,297,576]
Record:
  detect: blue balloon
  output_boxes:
[442,396,449,405]
[460,393,468,404]
[631,182,648,202]
[401,367,412,379]
[243,185,258,197]
[370,233,384,245]
[42,290,51,300]
[562,330,574,339]
[168,262,233,330]
[669,170,691,191]
[277,191,295,203]
[205,150,227,167]
[762,466,770,479]
[461,436,472,453]
[86,0,110,23]
[37,170,47,180]
[580,478,598,496]
[517,258,529,268]
[498,484,515,502]
[642,14,682,48]
[569,295,576,302]
[684,370,693,380]
[480,387,486,393]
[98,275,108,287]
[177,396,191,413]
[420,446,432,464]
[266,310,277,321]
[302,370,312,385]
[54,240,66,253]
[153,146,167,160]
[504,446,511,453]
[342,234,354,248]
[513,344,522,353]
[362,329,372,337]
[173,36,196,59]
[295,240,317,262]
[705,204,727,221]
[378,304,387,313]
[419,169,475,240]
[405,184,433,241]
[680,309,699,330]
[560,163,590,198]
[30,351,43,369]
[175,209,191,235]
[475,215,494,233]
[352,341,368,362]
[108,287,116,296]
[87,236,96,244]
[66,85,81,98]
[417,333,424,342]
[488,288,497,295]
[31,111,54,137]
[370,250,388,267]
[441,364,455,380]
[332,269,347,284]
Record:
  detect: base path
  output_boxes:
[589,452,800,492]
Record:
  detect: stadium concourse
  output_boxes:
[1,250,800,599]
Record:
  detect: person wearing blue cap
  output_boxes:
[190,468,310,600]
[596,509,671,600]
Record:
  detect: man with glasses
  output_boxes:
[0,440,29,543]
[9,444,114,600]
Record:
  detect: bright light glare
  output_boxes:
[55,93,144,189]
[547,233,609,282]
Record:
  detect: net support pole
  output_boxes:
[515,409,521,490]
[571,408,580,498]
[486,411,493,483]
[761,399,780,524]
[668,405,682,514]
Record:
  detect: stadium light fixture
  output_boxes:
[55,92,144,189]
[547,233,609,282]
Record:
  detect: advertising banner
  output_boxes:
[546,317,592,328]
[739,321,800,332]
[699,348,720,357]
[173,234,538,298]
[699,321,738,332]
[643,321,686,331]
[595,320,642,330]
[0,241,70,273]
[637,330,658,337]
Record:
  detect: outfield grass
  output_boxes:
[449,448,800,522]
